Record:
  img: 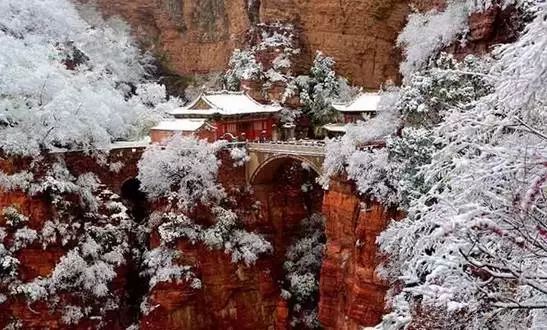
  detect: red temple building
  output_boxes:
[150,91,282,143]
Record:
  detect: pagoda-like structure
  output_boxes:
[323,92,382,136]
[150,91,282,143]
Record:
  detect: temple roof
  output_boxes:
[151,118,209,132]
[322,123,347,133]
[170,91,282,117]
[332,92,381,113]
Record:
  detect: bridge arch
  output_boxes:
[250,154,322,185]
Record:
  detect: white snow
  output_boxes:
[322,123,347,133]
[332,92,382,113]
[171,91,282,117]
[151,119,208,132]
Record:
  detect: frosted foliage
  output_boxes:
[3,207,29,228]
[378,4,547,329]
[2,177,136,326]
[12,227,38,251]
[137,135,226,211]
[490,2,547,114]
[224,23,299,90]
[48,250,114,297]
[283,214,325,328]
[157,213,201,246]
[397,0,523,77]
[0,171,34,191]
[397,53,492,128]
[346,149,398,206]
[140,247,199,289]
[279,108,302,125]
[298,52,352,127]
[225,229,273,266]
[154,207,272,266]
[0,0,166,156]
[397,2,469,77]
[202,207,272,266]
[62,305,84,325]
[230,147,250,167]
[136,83,167,107]
[225,49,262,90]
[320,89,400,188]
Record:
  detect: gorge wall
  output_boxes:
[82,0,410,89]
[319,178,402,329]
[0,149,395,329]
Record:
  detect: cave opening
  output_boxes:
[251,157,326,329]
[119,177,150,325]
[120,177,149,223]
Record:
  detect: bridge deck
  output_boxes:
[246,141,325,156]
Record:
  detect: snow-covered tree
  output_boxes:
[229,146,250,168]
[137,135,226,211]
[297,52,352,129]
[138,135,272,303]
[1,160,140,327]
[321,1,546,328]
[0,0,177,157]
[224,23,299,91]
[224,49,263,90]
[282,214,325,328]
[376,2,547,328]
[397,0,526,77]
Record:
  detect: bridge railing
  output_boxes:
[247,140,325,156]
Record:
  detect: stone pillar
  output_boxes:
[319,177,400,329]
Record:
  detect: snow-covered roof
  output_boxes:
[171,91,282,117]
[322,123,347,133]
[332,92,381,113]
[151,119,208,132]
[110,137,151,149]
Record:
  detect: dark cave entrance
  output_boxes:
[120,178,148,223]
[251,158,326,329]
[119,177,150,325]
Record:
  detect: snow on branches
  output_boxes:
[375,3,547,329]
[137,135,272,293]
[282,213,325,328]
[398,0,529,77]
[296,52,354,128]
[0,0,177,156]
[137,135,226,211]
[224,23,299,91]
[0,161,139,327]
[320,1,546,328]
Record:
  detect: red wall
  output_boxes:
[212,117,276,141]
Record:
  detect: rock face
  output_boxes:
[85,0,410,89]
[259,0,409,88]
[81,0,251,77]
[1,151,394,329]
[413,0,522,57]
[319,177,401,329]
[140,242,279,330]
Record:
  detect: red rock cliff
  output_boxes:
[259,0,409,88]
[84,0,410,89]
[81,0,251,76]
[319,177,402,329]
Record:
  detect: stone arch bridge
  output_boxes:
[51,140,327,195]
[244,141,325,184]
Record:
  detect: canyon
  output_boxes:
[0,1,526,329]
[0,147,394,329]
